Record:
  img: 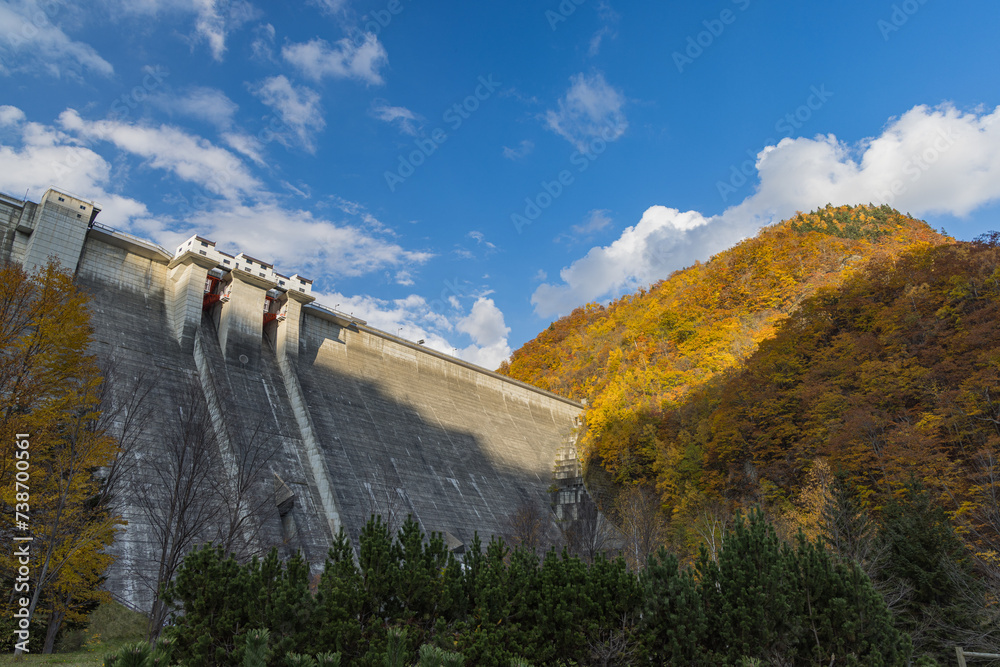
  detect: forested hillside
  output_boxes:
[500,204,946,487]
[502,208,1000,661]
[663,233,1000,554]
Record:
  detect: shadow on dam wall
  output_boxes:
[0,191,583,615]
[301,361,554,549]
[200,307,562,553]
[293,312,578,551]
[294,355,554,552]
[77,268,577,611]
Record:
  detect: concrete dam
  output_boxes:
[0,189,585,611]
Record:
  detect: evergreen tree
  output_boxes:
[244,628,270,667]
[262,550,316,659]
[698,509,801,661]
[640,547,707,664]
[416,642,464,667]
[455,537,519,667]
[393,517,463,645]
[314,528,364,660]
[695,509,909,665]
[879,481,982,662]
[792,533,909,665]
[583,553,643,666]
[162,544,256,665]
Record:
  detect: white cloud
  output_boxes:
[0,105,26,126]
[221,132,265,165]
[544,72,627,152]
[575,209,613,234]
[589,1,620,56]
[532,103,1000,318]
[502,139,534,160]
[533,207,708,316]
[556,209,613,245]
[0,106,445,315]
[251,76,325,153]
[467,231,497,250]
[100,0,257,61]
[283,34,388,85]
[57,109,262,199]
[250,22,276,61]
[457,297,510,347]
[0,110,152,229]
[312,290,511,371]
[155,86,238,128]
[456,297,512,369]
[588,27,612,57]
[308,0,347,14]
[327,196,394,235]
[191,0,227,60]
[182,201,432,279]
[0,0,113,79]
[370,101,421,136]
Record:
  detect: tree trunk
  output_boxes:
[149,598,167,641]
[42,606,65,654]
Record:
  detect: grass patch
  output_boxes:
[80,602,148,645]
[0,641,120,666]
[0,602,147,666]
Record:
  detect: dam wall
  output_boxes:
[0,189,584,611]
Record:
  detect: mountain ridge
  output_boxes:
[501,204,948,482]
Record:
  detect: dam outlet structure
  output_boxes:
[0,188,587,612]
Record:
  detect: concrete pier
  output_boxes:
[0,189,585,611]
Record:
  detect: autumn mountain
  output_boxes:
[501,204,945,475]
[500,205,1000,549]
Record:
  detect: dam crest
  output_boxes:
[0,188,586,611]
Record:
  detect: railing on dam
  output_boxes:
[89,221,172,257]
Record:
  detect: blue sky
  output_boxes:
[2,0,999,368]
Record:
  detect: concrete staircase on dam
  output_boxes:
[0,188,588,612]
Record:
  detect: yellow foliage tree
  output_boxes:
[0,262,122,654]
